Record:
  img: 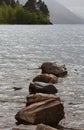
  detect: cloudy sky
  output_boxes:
[20,0,84,18]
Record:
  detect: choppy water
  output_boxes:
[0,25,84,130]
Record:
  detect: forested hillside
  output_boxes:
[0,0,51,24]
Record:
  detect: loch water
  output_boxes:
[0,25,84,130]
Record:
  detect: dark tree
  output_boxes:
[16,0,19,5]
[0,0,16,7]
[39,1,49,16]
[37,0,42,9]
[24,0,36,12]
[0,0,10,5]
[11,0,16,7]
[0,0,3,5]
[4,0,10,5]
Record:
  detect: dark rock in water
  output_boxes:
[29,82,58,94]
[33,74,58,84]
[40,62,67,77]
[15,98,64,125]
[13,87,22,91]
[26,93,60,106]
[36,124,58,130]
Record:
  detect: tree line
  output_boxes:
[0,0,51,24]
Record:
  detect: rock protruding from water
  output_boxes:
[36,124,58,130]
[29,82,58,94]
[26,93,60,106]
[40,62,67,77]
[33,74,58,84]
[14,62,68,129]
[15,98,64,125]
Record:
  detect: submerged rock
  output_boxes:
[12,125,36,130]
[29,82,58,94]
[36,124,58,130]
[12,128,28,130]
[40,62,67,77]
[33,74,58,84]
[15,98,64,125]
[26,93,60,106]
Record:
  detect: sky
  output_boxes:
[58,0,84,7]
[19,0,84,19]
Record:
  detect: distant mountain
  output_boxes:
[44,0,84,24]
[19,0,84,24]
